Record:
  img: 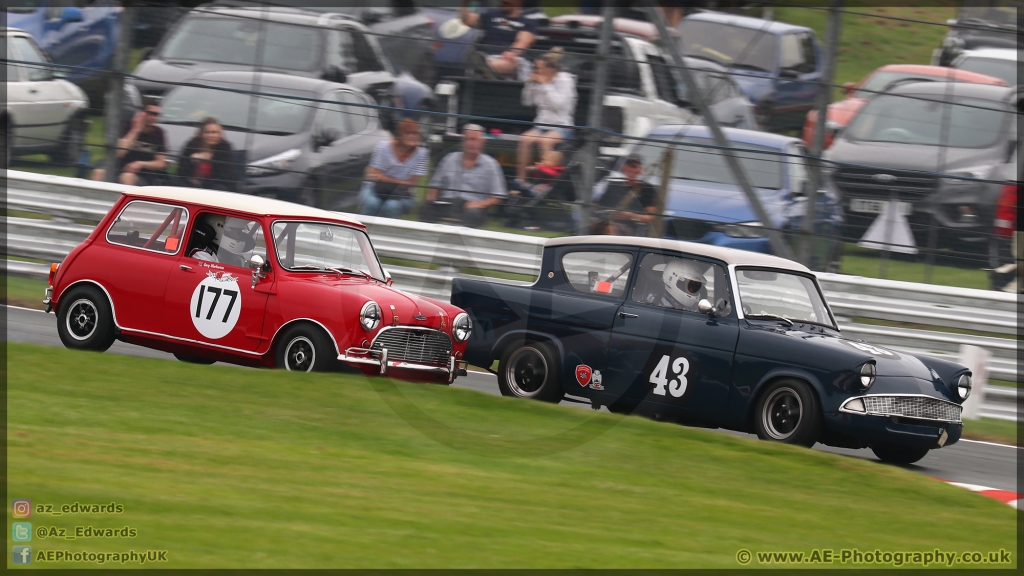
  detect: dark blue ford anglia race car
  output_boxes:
[451,237,972,465]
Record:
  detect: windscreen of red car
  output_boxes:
[271,221,384,281]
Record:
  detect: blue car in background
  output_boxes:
[5,1,120,101]
[678,12,823,132]
[594,124,842,262]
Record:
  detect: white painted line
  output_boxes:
[959,438,1021,450]
[467,368,496,377]
[5,304,48,314]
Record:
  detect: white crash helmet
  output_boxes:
[663,259,706,310]
[219,217,255,256]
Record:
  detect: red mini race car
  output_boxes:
[44,187,472,382]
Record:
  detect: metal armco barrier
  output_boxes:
[4,170,1018,420]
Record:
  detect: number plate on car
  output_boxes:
[850,198,913,216]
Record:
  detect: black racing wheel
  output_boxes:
[497,340,564,403]
[753,379,821,447]
[56,285,117,352]
[275,324,335,372]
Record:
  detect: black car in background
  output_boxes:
[932,0,1020,67]
[825,82,1019,251]
[131,6,434,126]
[158,71,390,209]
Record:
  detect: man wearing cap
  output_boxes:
[461,0,537,80]
[590,153,660,236]
[423,124,507,228]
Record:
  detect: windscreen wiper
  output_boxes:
[746,313,794,327]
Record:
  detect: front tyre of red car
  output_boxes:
[497,340,564,403]
[753,379,822,448]
[56,285,116,352]
[871,443,930,465]
[276,324,334,372]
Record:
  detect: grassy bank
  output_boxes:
[7,343,1016,568]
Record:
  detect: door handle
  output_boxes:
[179,264,193,271]
[618,312,638,319]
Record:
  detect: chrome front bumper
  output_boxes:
[43,287,53,313]
[339,347,467,382]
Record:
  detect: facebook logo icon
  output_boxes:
[12,546,32,565]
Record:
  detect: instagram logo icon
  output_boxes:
[12,500,31,518]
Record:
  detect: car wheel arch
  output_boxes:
[493,330,566,369]
[745,370,825,430]
[268,318,340,359]
[58,279,121,329]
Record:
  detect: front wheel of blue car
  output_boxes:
[754,379,821,448]
[498,341,564,403]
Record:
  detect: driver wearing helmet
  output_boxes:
[216,217,257,267]
[189,220,219,262]
[661,258,707,312]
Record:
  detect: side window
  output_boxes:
[339,91,372,133]
[779,33,805,73]
[631,253,732,315]
[647,53,678,103]
[799,33,817,73]
[561,251,633,298]
[351,31,384,72]
[788,143,808,193]
[5,36,21,82]
[317,93,351,140]
[106,201,190,254]
[11,36,52,82]
[188,213,266,268]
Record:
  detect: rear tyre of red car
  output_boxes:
[173,353,216,365]
[871,443,930,465]
[276,324,334,372]
[753,379,821,448]
[497,340,564,403]
[56,285,116,352]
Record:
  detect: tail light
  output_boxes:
[994,184,1017,238]
[48,263,59,286]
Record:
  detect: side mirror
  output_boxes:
[383,269,393,286]
[60,7,84,26]
[698,299,716,316]
[250,254,267,288]
[313,127,340,150]
[322,65,347,84]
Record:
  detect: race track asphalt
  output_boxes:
[7,305,1017,493]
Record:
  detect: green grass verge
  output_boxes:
[962,418,1018,446]
[840,245,989,290]
[7,343,1016,568]
[7,275,49,310]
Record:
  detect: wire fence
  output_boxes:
[3,0,1019,291]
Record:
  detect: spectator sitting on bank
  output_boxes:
[358,118,429,219]
[461,0,537,81]
[590,153,659,236]
[423,124,507,228]
[516,48,577,187]
[176,118,238,192]
[91,97,168,185]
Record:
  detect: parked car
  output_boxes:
[5,0,121,102]
[593,124,841,262]
[432,16,698,162]
[45,186,472,382]
[678,11,824,132]
[3,28,89,167]
[677,57,760,131]
[803,64,1006,151]
[825,82,1019,251]
[131,6,434,126]
[157,71,391,208]
[950,48,1018,86]
[932,0,1020,67]
[451,236,973,465]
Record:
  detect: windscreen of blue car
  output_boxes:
[845,93,1009,148]
[679,20,777,73]
[160,85,315,135]
[629,137,783,190]
[159,17,323,72]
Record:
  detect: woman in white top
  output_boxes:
[516,48,577,185]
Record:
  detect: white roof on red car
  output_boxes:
[546,236,812,272]
[123,186,365,226]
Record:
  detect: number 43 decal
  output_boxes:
[650,355,690,398]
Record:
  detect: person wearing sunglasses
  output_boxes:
[91,97,168,186]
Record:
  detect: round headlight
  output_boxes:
[859,362,876,389]
[360,301,381,331]
[452,312,472,342]
[957,373,972,401]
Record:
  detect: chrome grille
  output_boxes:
[862,395,962,424]
[371,328,452,366]
[835,167,938,201]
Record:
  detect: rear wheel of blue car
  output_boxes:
[754,379,821,447]
[498,341,564,403]
[871,443,930,465]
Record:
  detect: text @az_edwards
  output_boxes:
[735,548,1013,567]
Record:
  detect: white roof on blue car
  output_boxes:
[546,236,811,271]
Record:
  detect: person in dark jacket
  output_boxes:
[177,118,239,192]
